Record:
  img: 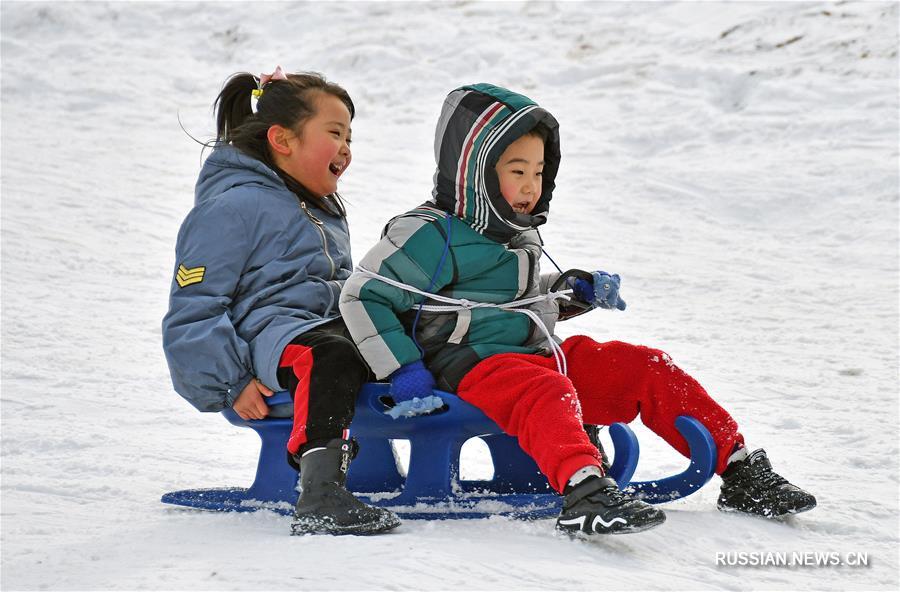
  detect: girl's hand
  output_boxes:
[233,378,275,420]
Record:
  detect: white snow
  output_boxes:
[2,1,898,590]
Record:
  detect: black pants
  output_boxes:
[277,319,371,458]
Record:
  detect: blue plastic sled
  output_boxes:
[161,383,717,519]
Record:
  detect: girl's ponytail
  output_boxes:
[214,73,259,144]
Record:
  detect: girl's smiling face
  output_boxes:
[271,92,352,197]
[494,133,544,215]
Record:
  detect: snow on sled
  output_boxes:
[161,383,717,519]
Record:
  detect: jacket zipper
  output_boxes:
[300,201,336,279]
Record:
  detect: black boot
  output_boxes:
[556,476,666,535]
[717,449,817,518]
[291,439,401,535]
[583,424,612,473]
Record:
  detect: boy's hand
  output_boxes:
[387,360,443,418]
[233,378,275,420]
[573,271,627,311]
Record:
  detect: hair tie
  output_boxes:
[251,65,288,112]
[259,65,287,86]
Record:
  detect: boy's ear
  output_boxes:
[266,125,292,156]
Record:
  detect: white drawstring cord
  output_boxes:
[355,267,571,375]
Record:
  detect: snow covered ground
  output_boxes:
[2,1,898,590]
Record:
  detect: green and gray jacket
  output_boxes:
[340,84,580,391]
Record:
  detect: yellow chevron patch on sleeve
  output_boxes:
[176,264,206,288]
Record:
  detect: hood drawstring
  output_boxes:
[409,215,454,355]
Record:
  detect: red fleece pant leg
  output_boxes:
[279,344,314,454]
[457,354,602,493]
[561,335,744,474]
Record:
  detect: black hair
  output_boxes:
[213,71,355,217]
[523,122,550,143]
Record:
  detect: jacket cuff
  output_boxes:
[226,371,255,408]
[374,359,400,381]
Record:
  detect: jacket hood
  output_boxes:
[430,83,561,243]
[194,144,286,206]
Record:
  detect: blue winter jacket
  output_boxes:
[162,145,353,412]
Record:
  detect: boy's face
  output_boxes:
[494,134,544,215]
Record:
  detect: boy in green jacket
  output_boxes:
[340,84,816,535]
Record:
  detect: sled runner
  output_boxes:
[161,383,717,518]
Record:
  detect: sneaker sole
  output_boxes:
[557,514,666,536]
[603,520,665,535]
[780,500,817,516]
[717,500,817,519]
[559,520,665,538]
[291,516,401,536]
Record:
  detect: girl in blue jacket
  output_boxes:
[162,67,399,536]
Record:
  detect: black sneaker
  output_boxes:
[556,476,666,535]
[717,449,817,518]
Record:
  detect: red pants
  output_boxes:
[456,335,744,492]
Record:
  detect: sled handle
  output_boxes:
[621,416,717,503]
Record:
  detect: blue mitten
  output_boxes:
[573,271,627,311]
[386,360,444,419]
